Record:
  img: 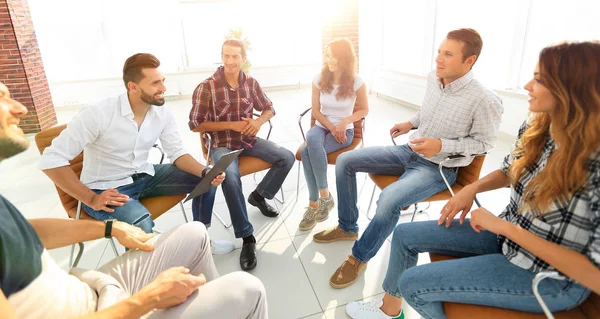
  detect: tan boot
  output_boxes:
[313,226,358,243]
[330,255,367,288]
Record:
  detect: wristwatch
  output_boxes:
[202,165,213,178]
[104,219,117,238]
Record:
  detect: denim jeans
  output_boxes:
[301,125,353,202]
[83,164,217,233]
[199,138,294,238]
[335,144,457,263]
[384,220,591,319]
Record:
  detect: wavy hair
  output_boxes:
[318,38,357,100]
[510,41,600,215]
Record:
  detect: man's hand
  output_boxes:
[210,172,225,186]
[112,221,155,251]
[139,267,207,309]
[438,185,477,227]
[333,120,348,144]
[390,122,413,138]
[90,189,130,213]
[409,137,442,157]
[229,121,248,133]
[241,117,263,136]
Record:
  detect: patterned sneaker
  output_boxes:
[330,254,367,288]
[313,226,358,243]
[315,194,334,222]
[346,299,404,319]
[298,206,318,231]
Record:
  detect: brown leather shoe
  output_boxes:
[313,226,358,243]
[330,255,367,288]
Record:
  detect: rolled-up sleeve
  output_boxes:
[588,169,600,268]
[251,79,275,115]
[39,106,100,170]
[189,83,211,131]
[161,108,188,162]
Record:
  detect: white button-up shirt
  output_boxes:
[39,94,188,190]
[409,70,504,167]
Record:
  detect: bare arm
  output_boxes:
[310,83,335,131]
[502,222,600,294]
[191,121,244,133]
[42,167,98,209]
[0,290,17,319]
[173,154,205,177]
[339,83,369,125]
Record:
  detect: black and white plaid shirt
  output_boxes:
[498,121,600,273]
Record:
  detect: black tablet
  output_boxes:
[183,149,243,203]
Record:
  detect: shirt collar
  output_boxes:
[120,93,161,119]
[438,70,474,93]
[215,66,247,88]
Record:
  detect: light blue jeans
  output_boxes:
[199,138,295,238]
[384,220,591,319]
[301,125,353,202]
[335,144,457,263]
[83,164,217,233]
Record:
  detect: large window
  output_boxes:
[29,0,322,82]
[380,0,600,90]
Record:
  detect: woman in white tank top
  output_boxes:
[298,38,369,231]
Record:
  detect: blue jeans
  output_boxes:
[335,144,457,263]
[301,125,353,202]
[83,164,217,233]
[199,138,294,238]
[384,220,591,319]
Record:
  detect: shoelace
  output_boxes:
[357,299,384,312]
[303,207,317,219]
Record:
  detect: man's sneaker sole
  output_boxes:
[298,221,317,231]
[330,277,359,289]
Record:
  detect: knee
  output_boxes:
[223,166,242,183]
[280,149,295,169]
[176,222,209,247]
[376,189,403,216]
[397,267,421,302]
[390,223,411,250]
[300,146,309,161]
[228,271,266,300]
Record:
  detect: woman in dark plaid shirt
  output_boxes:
[346,42,600,319]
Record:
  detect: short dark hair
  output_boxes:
[446,28,483,67]
[221,39,246,58]
[122,53,161,90]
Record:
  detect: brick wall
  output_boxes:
[1,0,56,133]
[321,0,359,70]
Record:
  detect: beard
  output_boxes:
[0,134,29,159]
[140,89,165,106]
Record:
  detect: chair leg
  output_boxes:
[410,204,419,222]
[366,184,377,220]
[214,210,232,228]
[179,202,189,223]
[69,243,76,268]
[109,238,120,257]
[296,162,301,200]
[273,187,285,204]
[72,242,84,268]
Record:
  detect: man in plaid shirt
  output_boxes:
[189,39,294,271]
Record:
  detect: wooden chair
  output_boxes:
[199,114,284,228]
[294,104,365,198]
[35,124,188,267]
[366,133,485,221]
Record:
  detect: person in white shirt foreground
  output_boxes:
[39,53,234,254]
[0,81,268,318]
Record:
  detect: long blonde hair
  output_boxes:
[510,41,600,215]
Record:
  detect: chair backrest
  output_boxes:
[455,155,486,188]
[310,102,364,140]
[34,124,82,218]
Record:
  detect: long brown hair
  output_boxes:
[510,41,600,215]
[318,38,357,100]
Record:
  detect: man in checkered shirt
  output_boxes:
[189,39,295,271]
[314,28,504,289]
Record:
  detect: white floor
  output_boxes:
[1,87,514,319]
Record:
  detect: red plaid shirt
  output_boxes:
[189,67,275,150]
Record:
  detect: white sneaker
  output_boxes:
[346,299,404,319]
[210,239,235,255]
